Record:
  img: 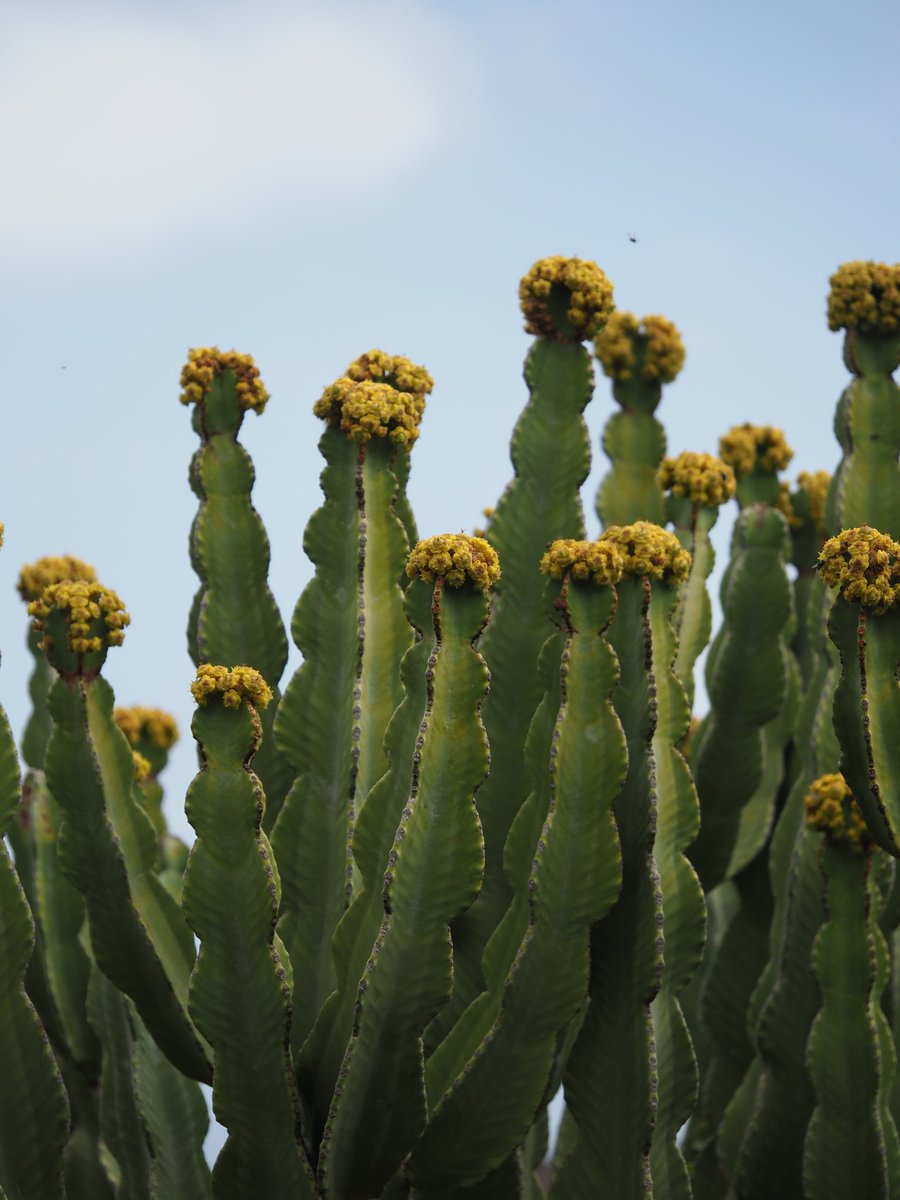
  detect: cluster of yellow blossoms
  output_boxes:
[519,256,615,341]
[29,580,130,655]
[776,471,831,535]
[718,423,794,477]
[540,539,623,586]
[817,526,900,613]
[191,664,273,710]
[600,522,691,587]
[406,534,501,589]
[594,312,685,384]
[804,773,872,854]
[114,706,180,751]
[179,347,270,414]
[314,379,425,449]
[658,451,736,509]
[827,261,900,335]
[17,555,97,602]
[345,349,434,398]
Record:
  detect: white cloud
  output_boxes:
[0,1,471,264]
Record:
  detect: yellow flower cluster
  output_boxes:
[132,751,151,784]
[518,256,614,341]
[827,261,900,335]
[314,379,424,449]
[0,522,4,546]
[191,664,273,710]
[817,526,900,613]
[29,580,130,654]
[179,347,270,413]
[114,706,180,750]
[16,555,97,603]
[345,349,434,398]
[777,471,832,534]
[594,312,685,384]
[718,423,794,477]
[539,538,624,586]
[599,522,691,586]
[804,773,872,854]
[657,451,736,508]
[407,534,501,589]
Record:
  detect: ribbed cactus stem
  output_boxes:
[551,523,689,1198]
[274,356,422,1052]
[33,581,210,1083]
[820,527,900,855]
[688,505,793,889]
[411,541,626,1191]
[823,261,900,537]
[803,801,900,1198]
[182,664,317,1199]
[442,257,605,1042]
[317,537,494,1199]
[181,348,292,833]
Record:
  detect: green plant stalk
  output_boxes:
[182,695,316,1200]
[688,505,792,889]
[648,582,706,1199]
[186,368,292,832]
[803,842,900,1199]
[45,673,210,1082]
[273,429,413,1052]
[549,574,663,1197]
[437,337,593,1043]
[86,964,151,1200]
[596,371,667,526]
[317,575,489,1199]
[828,597,900,856]
[668,497,719,712]
[410,578,625,1191]
[824,331,900,538]
[731,594,839,1198]
[0,701,69,1200]
[297,576,432,1154]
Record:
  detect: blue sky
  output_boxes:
[1,0,897,1161]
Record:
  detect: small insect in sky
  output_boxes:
[628,233,638,244]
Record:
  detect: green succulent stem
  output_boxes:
[824,330,900,538]
[410,577,625,1191]
[668,496,720,714]
[182,696,316,1200]
[596,375,666,527]
[186,368,292,832]
[438,337,593,1044]
[45,673,210,1082]
[803,842,900,1199]
[273,429,414,1053]
[828,598,900,856]
[317,576,489,1200]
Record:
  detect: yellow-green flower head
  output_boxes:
[29,579,130,655]
[594,312,686,384]
[191,664,273,710]
[599,522,691,587]
[718,423,794,477]
[114,706,180,751]
[804,773,872,854]
[817,526,900,614]
[519,256,615,342]
[797,471,831,534]
[16,555,97,603]
[179,347,270,413]
[540,538,624,586]
[132,751,151,784]
[827,261,900,335]
[657,451,736,508]
[0,523,4,547]
[314,378,424,449]
[407,534,500,590]
[345,349,434,398]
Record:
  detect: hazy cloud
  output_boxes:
[0,1,471,264]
